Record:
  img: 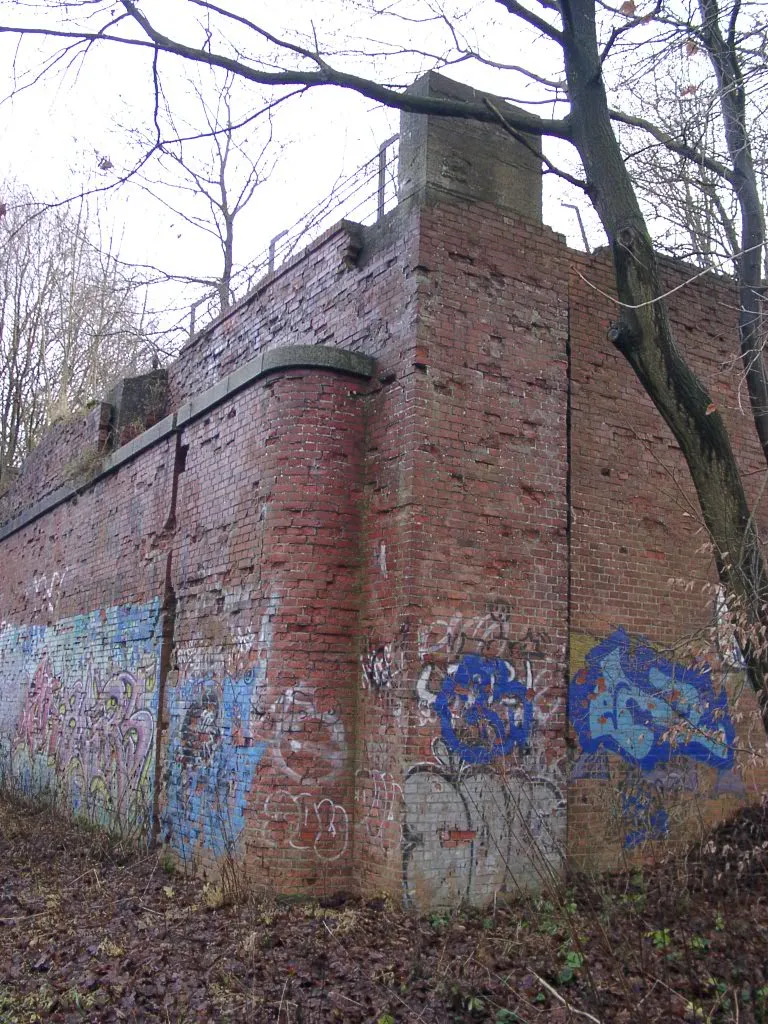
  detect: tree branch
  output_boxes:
[495,0,564,43]
[0,11,571,138]
[609,107,735,183]
[484,98,587,191]
[600,1,663,65]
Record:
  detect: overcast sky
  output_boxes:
[0,0,600,342]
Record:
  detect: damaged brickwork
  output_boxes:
[0,72,766,909]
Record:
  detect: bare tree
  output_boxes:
[127,69,283,315]
[607,0,768,463]
[619,76,742,265]
[0,185,155,488]
[3,1,768,725]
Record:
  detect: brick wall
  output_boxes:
[0,439,176,833]
[568,248,768,869]
[352,196,570,906]
[0,402,111,526]
[0,73,765,909]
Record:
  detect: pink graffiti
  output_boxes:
[15,655,155,821]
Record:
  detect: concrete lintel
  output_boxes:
[261,345,374,379]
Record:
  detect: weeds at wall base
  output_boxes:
[1,780,768,1021]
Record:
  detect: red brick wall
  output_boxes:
[568,249,768,869]
[353,198,570,905]
[160,368,368,895]
[0,164,765,908]
[0,402,111,527]
[167,221,400,408]
[0,440,176,831]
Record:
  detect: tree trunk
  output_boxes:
[561,0,768,728]
[698,0,768,468]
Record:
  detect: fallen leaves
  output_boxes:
[0,792,767,1022]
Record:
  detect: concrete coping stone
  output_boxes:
[102,413,177,473]
[0,345,376,542]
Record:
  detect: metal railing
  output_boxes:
[188,134,400,338]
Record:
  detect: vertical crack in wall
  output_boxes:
[150,436,186,843]
[564,282,574,860]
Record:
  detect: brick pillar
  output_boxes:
[355,72,569,908]
[244,367,368,894]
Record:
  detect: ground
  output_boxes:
[0,793,767,1023]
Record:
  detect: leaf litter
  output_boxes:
[0,791,767,1022]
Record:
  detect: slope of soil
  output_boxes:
[0,792,767,1023]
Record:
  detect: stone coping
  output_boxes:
[0,345,376,542]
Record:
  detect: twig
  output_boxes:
[529,970,603,1023]
[277,976,290,1022]
[577,240,762,310]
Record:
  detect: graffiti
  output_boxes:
[30,567,70,616]
[163,598,278,860]
[179,692,221,765]
[418,654,534,764]
[405,605,562,904]
[402,740,564,907]
[570,629,736,775]
[436,654,533,764]
[234,626,256,655]
[356,769,403,845]
[570,629,741,849]
[262,790,349,862]
[416,603,549,734]
[376,541,388,576]
[267,684,346,785]
[418,602,549,661]
[419,601,512,662]
[361,641,398,690]
[620,771,669,849]
[163,671,267,860]
[15,657,156,824]
[0,601,162,827]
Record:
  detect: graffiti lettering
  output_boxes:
[163,598,278,860]
[267,684,346,784]
[14,657,156,824]
[30,567,70,616]
[263,790,349,862]
[360,642,397,690]
[163,670,267,860]
[570,629,735,774]
[355,769,403,845]
[1,601,162,828]
[419,655,534,764]
[402,741,564,907]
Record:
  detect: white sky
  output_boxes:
[0,0,604,343]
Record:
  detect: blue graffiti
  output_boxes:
[163,667,266,859]
[434,654,533,765]
[570,629,735,775]
[621,777,669,849]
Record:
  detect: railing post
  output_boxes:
[268,230,289,273]
[377,135,399,221]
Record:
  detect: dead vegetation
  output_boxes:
[0,790,767,1023]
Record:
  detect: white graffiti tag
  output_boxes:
[263,790,349,862]
[355,769,403,844]
[31,568,70,615]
